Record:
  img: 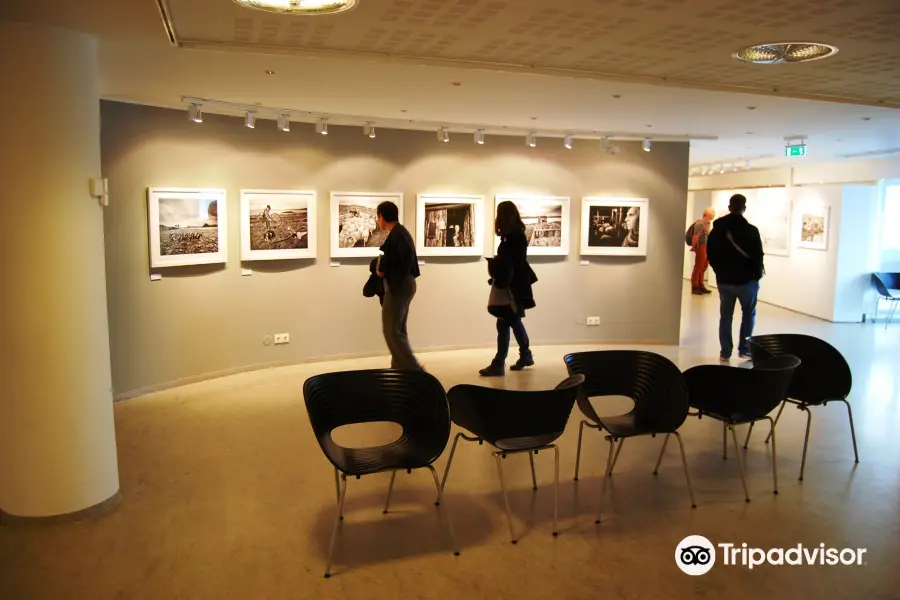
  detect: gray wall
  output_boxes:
[101,101,690,398]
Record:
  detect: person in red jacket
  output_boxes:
[690,207,716,294]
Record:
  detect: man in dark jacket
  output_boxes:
[375,201,422,370]
[707,194,765,362]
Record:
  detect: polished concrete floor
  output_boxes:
[2,285,899,599]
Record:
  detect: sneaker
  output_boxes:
[510,355,535,371]
[691,288,705,295]
[719,355,731,363]
[479,361,505,377]
[700,288,713,294]
[738,352,752,360]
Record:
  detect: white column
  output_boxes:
[0,21,120,520]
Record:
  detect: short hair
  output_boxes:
[729,194,747,212]
[377,201,399,223]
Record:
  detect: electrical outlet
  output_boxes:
[274,333,290,345]
[587,317,601,326]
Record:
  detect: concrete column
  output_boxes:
[0,21,120,521]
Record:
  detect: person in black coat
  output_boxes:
[480,201,538,377]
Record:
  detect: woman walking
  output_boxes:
[480,201,538,377]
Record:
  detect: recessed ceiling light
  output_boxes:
[612,94,622,99]
[733,42,838,64]
[747,106,757,110]
[232,0,357,15]
[861,117,871,121]
[264,70,275,75]
[452,81,462,87]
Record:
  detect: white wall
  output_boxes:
[833,186,880,322]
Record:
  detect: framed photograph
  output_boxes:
[240,190,316,261]
[580,197,649,256]
[148,187,227,268]
[798,206,830,251]
[416,193,485,256]
[330,192,403,258]
[494,195,570,256]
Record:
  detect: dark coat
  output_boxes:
[488,230,537,319]
[707,212,765,285]
[363,257,385,305]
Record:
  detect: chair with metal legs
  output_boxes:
[564,351,697,524]
[872,272,900,329]
[746,334,859,481]
[682,355,800,502]
[303,369,459,578]
[441,375,584,543]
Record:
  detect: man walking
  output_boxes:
[689,207,716,294]
[707,194,765,362]
[375,201,423,370]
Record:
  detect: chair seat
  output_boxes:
[594,413,670,438]
[492,433,562,452]
[693,407,765,424]
[320,436,435,477]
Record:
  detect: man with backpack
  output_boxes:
[686,207,716,295]
[707,194,765,362]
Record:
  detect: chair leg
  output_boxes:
[743,422,754,449]
[334,468,341,503]
[324,473,348,578]
[609,438,625,476]
[383,471,397,514]
[764,417,778,495]
[426,465,460,556]
[672,432,697,509]
[440,432,476,503]
[765,400,787,444]
[652,433,671,475]
[552,445,560,537]
[798,406,813,481]
[838,399,860,463]
[529,451,538,491]
[494,454,518,544]
[722,423,728,460]
[574,420,586,481]
[595,437,617,524]
[729,425,751,502]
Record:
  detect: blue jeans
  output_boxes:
[718,281,760,358]
[493,317,531,363]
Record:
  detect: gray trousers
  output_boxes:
[382,277,421,370]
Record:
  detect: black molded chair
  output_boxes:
[303,369,458,577]
[441,375,584,542]
[682,355,800,502]
[747,334,859,480]
[564,351,696,523]
[873,272,900,328]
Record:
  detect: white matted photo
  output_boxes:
[495,194,570,256]
[330,192,403,258]
[416,193,485,257]
[148,187,227,268]
[799,206,830,251]
[580,197,649,256]
[240,190,316,261]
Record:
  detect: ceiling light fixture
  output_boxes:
[188,104,202,123]
[438,127,449,143]
[526,133,537,148]
[475,129,485,145]
[746,160,752,169]
[733,42,839,64]
[277,114,290,132]
[642,138,652,152]
[316,119,328,135]
[564,134,573,150]
[363,123,375,138]
[232,0,358,15]
[244,111,256,129]
[601,136,620,155]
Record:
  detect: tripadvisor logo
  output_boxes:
[675,535,867,575]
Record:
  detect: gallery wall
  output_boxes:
[101,101,690,399]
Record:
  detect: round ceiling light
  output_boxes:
[232,0,357,15]
[733,42,838,64]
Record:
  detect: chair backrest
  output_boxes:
[748,334,851,402]
[683,355,801,420]
[445,375,584,446]
[303,369,450,466]
[564,350,689,432]
[873,272,900,297]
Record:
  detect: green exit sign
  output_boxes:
[785,145,807,157]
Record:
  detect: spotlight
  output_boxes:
[316,119,328,135]
[188,104,202,123]
[438,127,449,143]
[244,111,256,129]
[601,136,620,155]
[475,129,485,145]
[746,160,753,169]
[642,138,652,152]
[718,164,726,174]
[700,166,708,176]
[364,124,376,138]
[564,134,573,150]
[277,115,290,132]
[527,133,537,148]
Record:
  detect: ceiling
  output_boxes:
[3,0,900,169]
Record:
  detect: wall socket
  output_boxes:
[586,317,601,326]
[274,333,290,345]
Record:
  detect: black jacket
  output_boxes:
[707,212,765,285]
[488,230,537,318]
[378,224,419,290]
[363,257,385,305]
